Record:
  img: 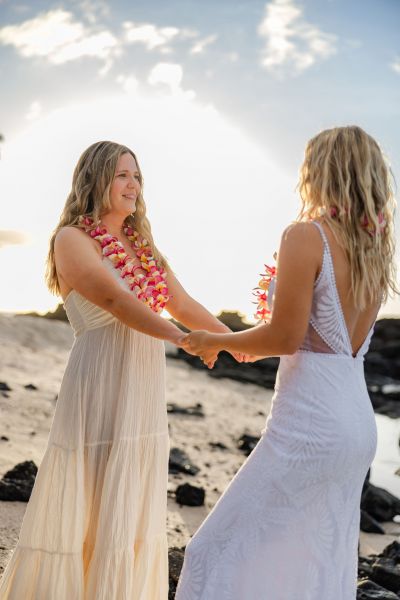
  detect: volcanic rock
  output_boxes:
[0,460,38,501]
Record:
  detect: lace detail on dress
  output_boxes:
[299,221,354,356]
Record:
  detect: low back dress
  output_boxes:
[175,221,378,600]
[0,259,169,600]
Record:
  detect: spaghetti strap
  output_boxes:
[310,220,329,248]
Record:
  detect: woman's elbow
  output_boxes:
[277,331,304,355]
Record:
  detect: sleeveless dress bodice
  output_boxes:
[176,220,378,600]
[63,259,127,335]
[298,221,375,358]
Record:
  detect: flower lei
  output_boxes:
[328,206,386,237]
[78,216,169,313]
[253,261,277,322]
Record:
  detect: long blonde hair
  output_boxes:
[46,141,167,295]
[297,125,398,310]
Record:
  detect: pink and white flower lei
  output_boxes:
[78,215,169,313]
[253,262,277,323]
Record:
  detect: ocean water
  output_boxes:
[370,414,400,498]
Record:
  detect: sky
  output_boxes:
[0,0,399,320]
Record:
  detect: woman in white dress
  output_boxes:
[0,141,247,600]
[176,126,398,600]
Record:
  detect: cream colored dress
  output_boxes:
[0,260,169,600]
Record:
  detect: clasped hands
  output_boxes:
[179,330,258,369]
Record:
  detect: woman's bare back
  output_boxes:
[317,221,380,356]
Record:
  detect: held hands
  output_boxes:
[178,331,259,368]
[180,331,218,368]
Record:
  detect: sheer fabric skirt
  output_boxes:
[0,320,169,600]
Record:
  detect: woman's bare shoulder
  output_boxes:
[54,226,102,263]
[280,221,323,255]
[55,225,97,251]
[55,225,87,244]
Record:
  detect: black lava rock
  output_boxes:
[0,382,11,392]
[358,556,375,580]
[361,483,400,522]
[0,460,38,501]
[169,448,200,476]
[209,441,228,450]
[168,547,185,600]
[237,434,260,456]
[0,436,9,442]
[360,510,386,534]
[172,348,280,390]
[358,542,400,597]
[176,483,205,507]
[24,384,38,391]
[167,403,205,417]
[371,557,400,594]
[357,579,399,599]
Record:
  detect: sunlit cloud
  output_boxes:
[0,230,29,248]
[25,100,42,121]
[258,0,337,76]
[123,21,180,52]
[0,9,119,70]
[123,21,201,55]
[190,34,217,55]
[115,73,139,93]
[391,57,400,74]
[148,62,195,99]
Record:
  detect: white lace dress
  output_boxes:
[0,260,169,600]
[175,221,378,600]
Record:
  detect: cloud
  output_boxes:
[0,230,29,248]
[0,9,118,71]
[190,34,217,55]
[25,100,42,121]
[76,0,110,24]
[391,58,400,74]
[123,21,180,52]
[123,22,201,55]
[0,9,214,74]
[115,73,139,93]
[148,62,195,99]
[258,0,337,76]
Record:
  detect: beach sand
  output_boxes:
[0,313,397,576]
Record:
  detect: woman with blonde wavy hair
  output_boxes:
[0,140,247,600]
[176,126,398,600]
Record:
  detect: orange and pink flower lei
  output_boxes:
[253,261,277,322]
[78,215,169,313]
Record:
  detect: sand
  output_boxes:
[0,313,398,576]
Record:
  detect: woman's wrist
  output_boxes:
[208,332,224,352]
[168,327,186,346]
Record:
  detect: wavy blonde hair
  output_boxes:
[46,141,168,295]
[297,125,398,310]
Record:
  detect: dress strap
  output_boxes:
[310,220,329,249]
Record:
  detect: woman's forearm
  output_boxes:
[107,290,184,344]
[207,322,297,357]
[176,299,230,334]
